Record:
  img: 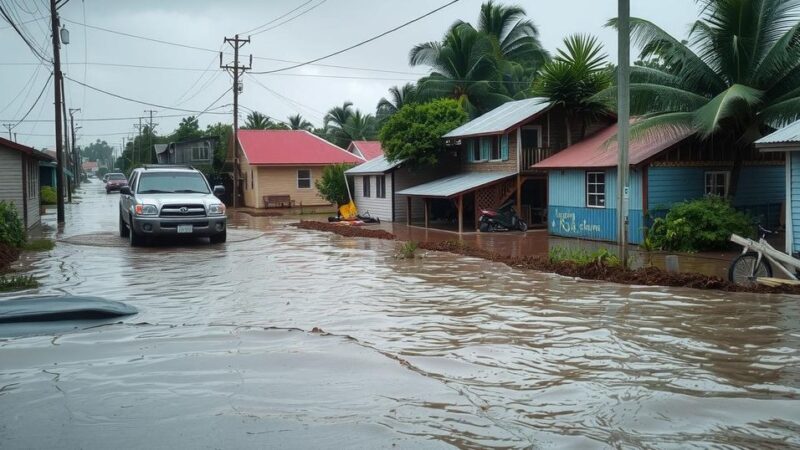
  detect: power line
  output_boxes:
[239,0,314,35]
[0,110,231,123]
[11,72,53,128]
[64,75,234,113]
[252,0,460,74]
[249,0,327,37]
[0,3,52,62]
[61,17,219,53]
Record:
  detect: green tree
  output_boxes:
[377,83,418,122]
[173,116,202,141]
[288,114,313,131]
[242,111,271,130]
[533,34,613,146]
[324,102,358,147]
[344,111,378,142]
[477,0,548,69]
[315,163,354,206]
[606,0,800,197]
[80,139,114,167]
[379,98,467,166]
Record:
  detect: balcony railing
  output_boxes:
[520,147,554,171]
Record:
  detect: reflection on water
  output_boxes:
[1,180,799,449]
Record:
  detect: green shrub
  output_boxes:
[41,186,56,205]
[315,163,354,206]
[549,246,620,266]
[24,239,55,252]
[0,201,25,248]
[0,275,38,292]
[648,196,753,252]
[395,241,419,259]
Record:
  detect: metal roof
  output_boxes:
[533,122,694,169]
[443,98,551,139]
[396,171,516,198]
[154,144,168,155]
[756,120,800,148]
[345,154,402,175]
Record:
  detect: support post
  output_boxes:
[616,0,631,265]
[406,197,411,226]
[516,175,522,218]
[457,195,463,234]
[424,198,429,228]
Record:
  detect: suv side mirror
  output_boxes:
[213,185,225,196]
[120,186,132,195]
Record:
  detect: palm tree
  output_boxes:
[242,111,272,130]
[376,83,418,121]
[533,34,613,146]
[324,102,355,147]
[287,113,313,131]
[607,0,800,198]
[411,23,510,115]
[477,0,548,70]
[344,111,378,141]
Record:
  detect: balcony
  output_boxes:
[520,147,554,172]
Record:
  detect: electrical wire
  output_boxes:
[0,2,52,62]
[251,0,460,74]
[249,0,326,37]
[239,0,314,35]
[11,72,53,127]
[61,17,219,54]
[0,111,231,123]
[0,62,45,115]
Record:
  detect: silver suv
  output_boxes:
[119,166,227,246]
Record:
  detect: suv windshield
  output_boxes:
[137,172,210,194]
[108,174,126,180]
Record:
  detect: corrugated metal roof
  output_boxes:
[238,130,363,165]
[349,141,384,160]
[396,171,516,198]
[443,98,551,139]
[345,154,402,175]
[756,120,800,147]
[533,122,694,169]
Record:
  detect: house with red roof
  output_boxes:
[346,141,384,161]
[236,130,364,208]
[0,137,54,230]
[533,122,785,244]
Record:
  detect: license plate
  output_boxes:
[177,225,193,234]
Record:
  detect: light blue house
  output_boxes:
[534,123,785,244]
[756,120,800,255]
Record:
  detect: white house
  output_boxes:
[756,120,800,255]
[0,137,53,230]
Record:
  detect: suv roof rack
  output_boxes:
[141,164,195,170]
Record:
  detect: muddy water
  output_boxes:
[2,180,800,449]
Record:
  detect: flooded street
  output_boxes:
[2,180,800,449]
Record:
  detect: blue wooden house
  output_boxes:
[756,120,800,255]
[533,123,785,244]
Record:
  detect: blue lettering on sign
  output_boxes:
[551,209,602,236]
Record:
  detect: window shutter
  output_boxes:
[481,138,490,161]
[501,134,509,161]
[466,140,474,162]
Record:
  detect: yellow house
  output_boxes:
[237,130,364,208]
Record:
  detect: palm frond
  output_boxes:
[692,84,765,137]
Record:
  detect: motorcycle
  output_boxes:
[479,200,528,232]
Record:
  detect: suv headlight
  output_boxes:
[134,204,158,216]
[208,203,226,216]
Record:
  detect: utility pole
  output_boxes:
[2,124,12,140]
[69,108,80,189]
[617,0,631,265]
[50,0,65,223]
[61,76,71,203]
[134,117,143,170]
[221,35,252,208]
[144,109,158,165]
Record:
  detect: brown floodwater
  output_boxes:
[1,180,799,449]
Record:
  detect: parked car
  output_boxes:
[118,165,227,246]
[105,173,128,193]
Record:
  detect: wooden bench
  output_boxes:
[263,195,294,208]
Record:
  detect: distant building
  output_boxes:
[0,137,54,230]
[346,140,384,161]
[82,160,99,175]
[756,120,800,255]
[155,137,218,165]
[236,130,363,208]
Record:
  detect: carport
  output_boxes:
[396,171,516,234]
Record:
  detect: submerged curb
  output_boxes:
[292,220,800,295]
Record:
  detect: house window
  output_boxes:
[363,175,371,197]
[467,139,481,162]
[297,169,311,189]
[705,171,729,197]
[28,161,38,199]
[376,175,386,198]
[586,172,606,208]
[191,144,209,161]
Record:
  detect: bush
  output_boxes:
[0,275,38,292]
[315,163,354,206]
[0,201,25,248]
[41,186,56,205]
[648,196,753,252]
[24,239,55,252]
[549,246,621,267]
[395,241,419,259]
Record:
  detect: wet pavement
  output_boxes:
[1,179,799,449]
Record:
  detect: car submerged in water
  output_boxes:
[118,165,227,246]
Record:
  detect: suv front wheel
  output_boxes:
[209,229,226,244]
[119,212,130,238]
[128,215,145,247]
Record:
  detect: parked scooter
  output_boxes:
[479,200,528,232]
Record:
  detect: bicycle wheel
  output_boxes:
[728,252,773,286]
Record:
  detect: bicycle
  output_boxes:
[728,225,800,286]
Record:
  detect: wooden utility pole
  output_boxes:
[617,0,631,265]
[144,109,157,165]
[50,0,65,223]
[69,108,80,188]
[221,35,251,208]
[61,77,72,202]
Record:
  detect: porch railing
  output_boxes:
[520,147,554,171]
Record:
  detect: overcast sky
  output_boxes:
[1,0,699,152]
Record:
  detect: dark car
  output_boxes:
[105,173,128,194]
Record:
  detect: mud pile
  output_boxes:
[294,221,800,295]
